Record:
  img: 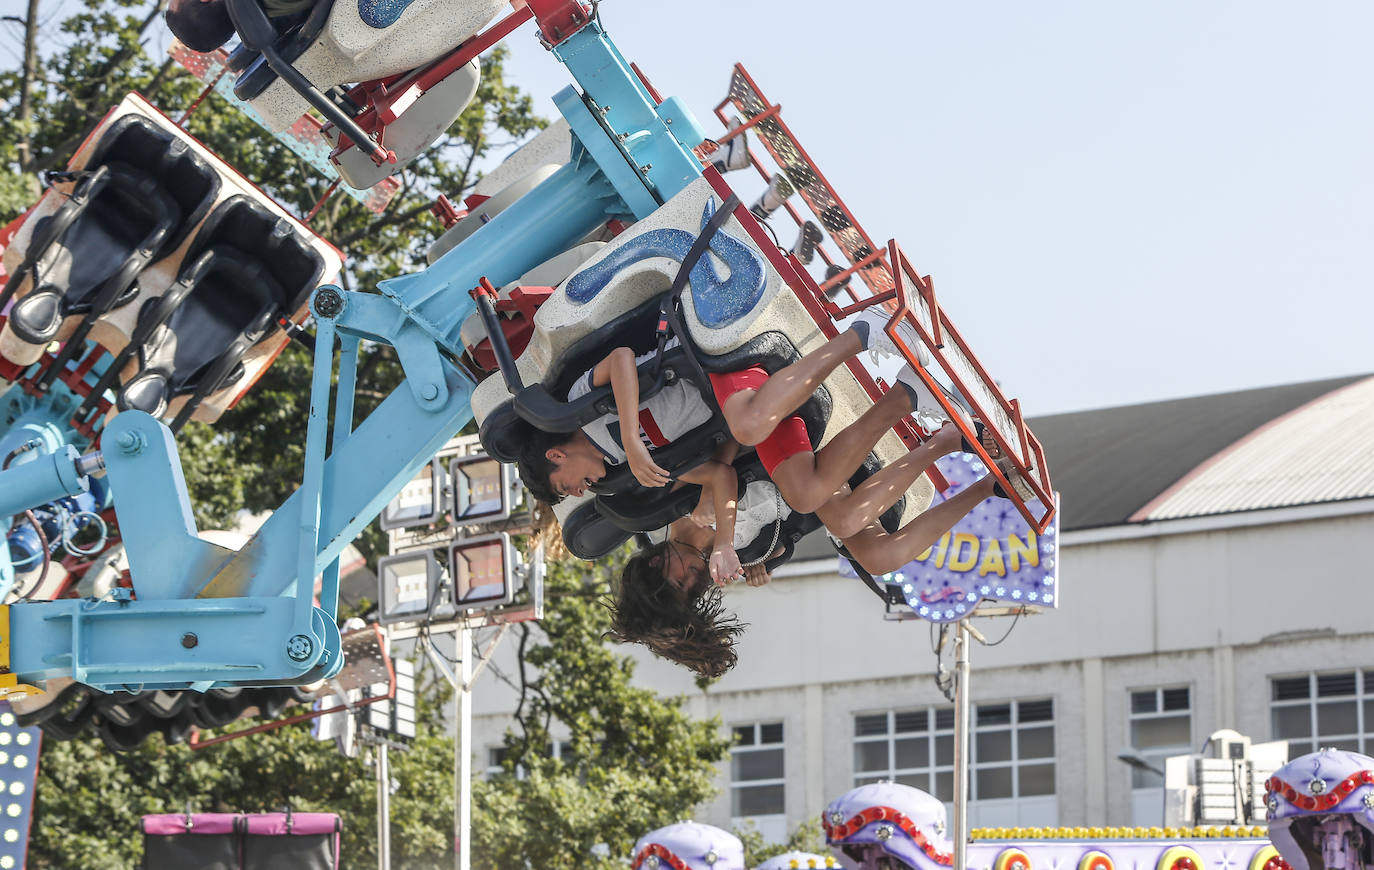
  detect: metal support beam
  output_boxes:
[455,623,472,870]
[953,620,971,870]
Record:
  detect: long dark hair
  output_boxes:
[606,543,746,678]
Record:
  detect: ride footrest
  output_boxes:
[886,240,1055,531]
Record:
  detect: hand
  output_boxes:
[710,547,743,586]
[626,441,671,488]
[743,563,771,587]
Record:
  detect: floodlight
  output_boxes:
[366,658,416,740]
[379,460,443,530]
[449,454,517,525]
[376,551,447,625]
[448,533,518,612]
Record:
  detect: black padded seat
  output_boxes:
[231,0,336,101]
[5,165,178,344]
[0,115,221,350]
[83,115,221,253]
[100,195,324,429]
[560,499,635,561]
[597,483,702,533]
[484,294,838,507]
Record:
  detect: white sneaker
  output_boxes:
[853,306,930,367]
[749,173,794,220]
[710,117,751,173]
[892,363,948,423]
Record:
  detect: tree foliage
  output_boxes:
[472,552,733,869]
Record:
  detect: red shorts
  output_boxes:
[707,367,813,475]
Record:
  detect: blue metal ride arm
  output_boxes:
[0,19,720,694]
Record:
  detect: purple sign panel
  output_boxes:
[840,452,1059,622]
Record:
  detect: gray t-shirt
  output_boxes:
[569,339,712,465]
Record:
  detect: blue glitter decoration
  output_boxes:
[854,453,1061,623]
[358,0,417,29]
[564,198,767,327]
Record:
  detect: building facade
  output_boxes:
[470,374,1374,843]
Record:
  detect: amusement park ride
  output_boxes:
[0,0,1051,702]
[24,0,1353,869]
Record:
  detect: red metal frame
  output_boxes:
[699,168,944,489]
[629,62,664,105]
[715,64,894,301]
[525,0,593,46]
[0,325,116,439]
[888,240,1055,531]
[704,68,1059,518]
[326,3,537,157]
[465,285,555,372]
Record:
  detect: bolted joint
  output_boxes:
[313,287,344,319]
[116,430,145,456]
[181,633,198,649]
[285,634,314,663]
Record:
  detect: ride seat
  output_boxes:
[230,0,337,101]
[481,294,831,499]
[555,496,635,562]
[5,165,178,345]
[229,0,507,133]
[107,195,325,429]
[0,115,220,357]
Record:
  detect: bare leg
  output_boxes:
[841,475,999,575]
[765,385,914,513]
[815,424,963,539]
[721,328,863,445]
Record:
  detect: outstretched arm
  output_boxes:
[590,347,670,487]
[678,460,742,584]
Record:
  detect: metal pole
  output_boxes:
[377,743,391,870]
[952,619,972,870]
[455,623,473,870]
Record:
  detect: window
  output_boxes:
[485,740,575,779]
[732,723,785,842]
[852,700,1056,826]
[1270,671,1374,756]
[1127,686,1192,825]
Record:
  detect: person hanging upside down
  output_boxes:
[605,425,1006,677]
[513,309,1015,674]
[516,309,977,549]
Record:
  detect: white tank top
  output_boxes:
[730,480,791,550]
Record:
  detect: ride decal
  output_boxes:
[840,452,1060,622]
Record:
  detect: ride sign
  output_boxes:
[841,451,1060,622]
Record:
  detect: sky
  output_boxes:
[495,0,1373,414]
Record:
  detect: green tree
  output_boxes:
[735,818,830,868]
[471,551,734,869]
[28,550,734,868]
[28,703,459,868]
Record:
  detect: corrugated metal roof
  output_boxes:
[1137,375,1374,521]
[1022,374,1367,530]
[787,373,1373,557]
